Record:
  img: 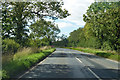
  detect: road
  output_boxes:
[19,48,119,79]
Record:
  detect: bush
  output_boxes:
[13,47,42,60]
[2,48,55,78]
[2,70,9,78]
[68,47,119,61]
[13,47,33,60]
[96,52,112,58]
[101,41,113,50]
[2,39,20,54]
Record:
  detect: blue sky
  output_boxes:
[29,0,95,37]
[55,0,94,37]
[55,19,84,36]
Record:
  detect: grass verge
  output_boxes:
[2,48,55,78]
[66,47,120,61]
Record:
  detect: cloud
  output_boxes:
[60,0,94,26]
[55,20,80,28]
[57,22,72,28]
[44,0,95,36]
[54,0,94,36]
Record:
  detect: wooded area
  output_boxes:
[55,2,120,52]
[1,1,69,54]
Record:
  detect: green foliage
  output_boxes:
[2,1,69,78]
[68,28,83,47]
[108,55,120,61]
[2,1,70,46]
[2,48,55,78]
[2,39,20,54]
[83,2,120,51]
[101,41,113,50]
[2,70,9,78]
[30,19,60,46]
[96,52,111,58]
[67,2,120,51]
[67,47,119,61]
[52,34,68,47]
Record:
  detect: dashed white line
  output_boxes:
[87,67,101,79]
[76,57,82,63]
[75,57,101,79]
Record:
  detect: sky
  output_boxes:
[55,0,95,37]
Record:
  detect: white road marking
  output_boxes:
[76,57,82,63]
[75,57,101,79]
[106,58,119,63]
[18,51,55,79]
[87,67,102,79]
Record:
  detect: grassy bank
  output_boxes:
[66,47,120,61]
[2,48,55,78]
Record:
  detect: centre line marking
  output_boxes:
[76,57,82,63]
[87,67,101,79]
[75,57,101,79]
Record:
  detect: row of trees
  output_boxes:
[1,1,70,54]
[52,34,68,47]
[68,2,120,51]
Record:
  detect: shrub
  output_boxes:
[101,41,113,50]
[3,48,55,78]
[96,52,112,58]
[13,47,50,61]
[2,70,9,78]
[2,39,20,54]
[13,47,33,60]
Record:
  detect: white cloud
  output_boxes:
[56,21,74,28]
[59,0,94,26]
[54,0,95,36]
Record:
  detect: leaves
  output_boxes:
[2,1,69,46]
[68,2,120,51]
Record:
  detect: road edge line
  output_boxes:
[17,50,55,79]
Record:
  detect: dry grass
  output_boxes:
[2,54,14,64]
[40,46,51,51]
[13,47,33,60]
[3,46,51,63]
[12,46,51,60]
[2,48,55,78]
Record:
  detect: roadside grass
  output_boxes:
[66,47,120,61]
[2,48,55,78]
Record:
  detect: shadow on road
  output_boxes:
[21,64,119,79]
[74,53,101,59]
[22,64,73,78]
[49,53,74,57]
[90,67,119,79]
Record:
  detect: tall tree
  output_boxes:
[83,2,120,50]
[2,1,70,46]
[30,19,60,46]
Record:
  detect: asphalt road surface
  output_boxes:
[19,48,119,79]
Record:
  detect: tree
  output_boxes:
[2,1,70,46]
[30,19,60,46]
[52,34,68,47]
[2,2,14,39]
[68,28,85,47]
[83,2,120,50]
